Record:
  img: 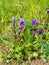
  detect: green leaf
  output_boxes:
[38,39,49,54]
[40,54,47,62]
[32,52,38,57]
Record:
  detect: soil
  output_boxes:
[0,59,49,65]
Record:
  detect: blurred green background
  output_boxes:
[0,0,49,22]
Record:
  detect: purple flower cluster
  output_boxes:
[12,17,25,38]
[12,17,17,38]
[32,19,38,26]
[32,29,43,35]
[31,19,43,35]
[12,16,43,37]
[19,19,25,26]
[18,19,25,30]
[38,29,43,34]
[32,30,35,34]
[12,17,17,21]
[19,25,24,30]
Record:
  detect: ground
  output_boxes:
[0,59,49,65]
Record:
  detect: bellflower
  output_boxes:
[19,19,25,26]
[19,25,24,30]
[32,19,38,26]
[12,17,16,21]
[32,30,35,34]
[16,31,20,35]
[38,29,43,34]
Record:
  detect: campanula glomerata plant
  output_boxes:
[0,0,49,64]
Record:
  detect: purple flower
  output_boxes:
[16,31,20,35]
[19,25,24,30]
[12,17,16,21]
[32,19,38,26]
[47,9,49,13]
[12,22,16,29]
[19,19,25,26]
[12,22,15,26]
[38,29,43,34]
[32,30,35,34]
[13,26,16,29]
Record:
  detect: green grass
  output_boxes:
[0,0,49,22]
